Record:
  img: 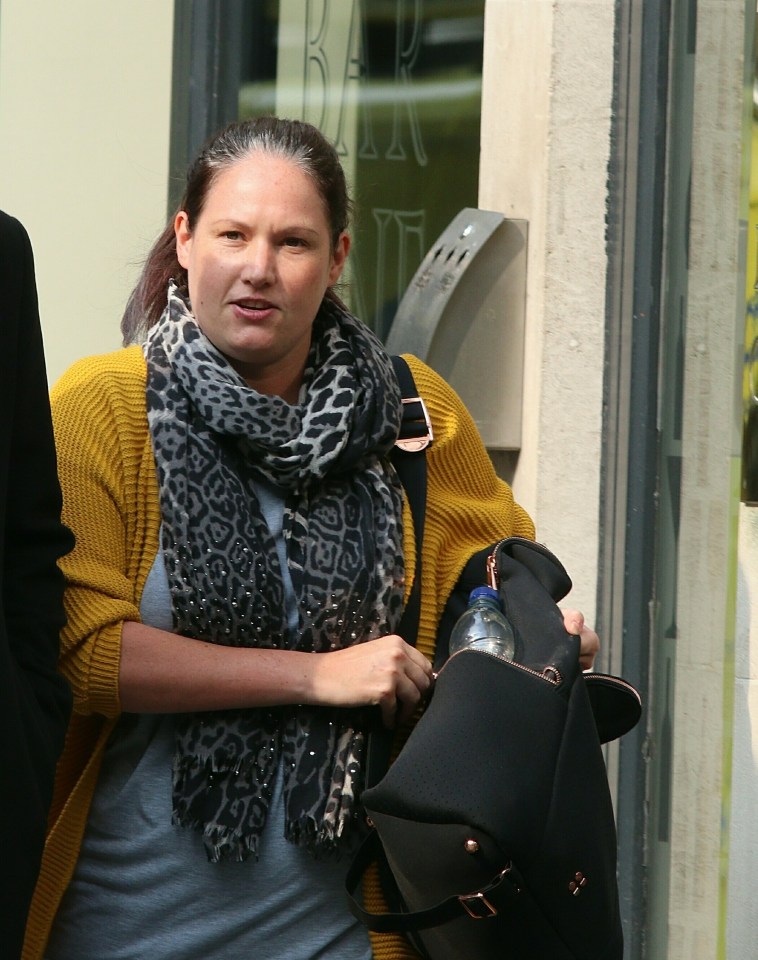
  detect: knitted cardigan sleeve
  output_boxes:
[366,354,535,960]
[49,346,159,721]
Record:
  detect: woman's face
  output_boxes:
[175,151,349,401]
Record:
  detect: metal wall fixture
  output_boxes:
[386,209,528,451]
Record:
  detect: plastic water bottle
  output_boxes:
[448,586,517,660]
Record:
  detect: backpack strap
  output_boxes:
[365,356,431,790]
[389,354,432,649]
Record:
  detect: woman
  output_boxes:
[25,117,597,960]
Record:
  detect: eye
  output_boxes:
[222,229,244,241]
[283,236,307,248]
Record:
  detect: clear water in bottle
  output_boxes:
[448,586,517,660]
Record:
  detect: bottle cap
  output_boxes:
[468,586,500,603]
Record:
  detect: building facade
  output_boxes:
[1,1,756,956]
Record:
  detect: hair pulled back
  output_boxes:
[121,116,351,344]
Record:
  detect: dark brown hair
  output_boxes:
[121,116,352,344]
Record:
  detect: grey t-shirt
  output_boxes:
[46,481,372,960]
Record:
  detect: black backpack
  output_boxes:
[345,357,641,960]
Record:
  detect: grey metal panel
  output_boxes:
[386,209,527,450]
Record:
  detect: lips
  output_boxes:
[234,298,275,310]
[230,298,278,323]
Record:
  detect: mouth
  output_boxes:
[231,298,277,321]
[233,297,275,310]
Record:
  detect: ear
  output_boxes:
[328,232,350,286]
[175,211,193,269]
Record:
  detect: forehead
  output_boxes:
[203,151,327,222]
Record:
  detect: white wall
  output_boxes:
[479,0,615,622]
[0,0,175,384]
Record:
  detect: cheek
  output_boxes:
[301,261,335,297]
[190,259,228,304]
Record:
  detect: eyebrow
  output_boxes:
[210,218,323,238]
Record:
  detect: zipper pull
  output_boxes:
[486,549,499,590]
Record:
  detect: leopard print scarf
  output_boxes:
[144,282,405,862]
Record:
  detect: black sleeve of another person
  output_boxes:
[0,210,74,956]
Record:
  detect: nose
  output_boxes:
[241,238,276,287]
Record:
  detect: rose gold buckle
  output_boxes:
[395,397,434,452]
[459,891,498,919]
[458,864,514,919]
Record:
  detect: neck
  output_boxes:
[245,371,302,405]
[226,345,310,405]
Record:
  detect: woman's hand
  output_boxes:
[561,609,600,670]
[310,635,434,728]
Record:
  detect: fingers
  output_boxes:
[561,608,601,671]
[563,609,585,636]
[384,653,433,726]
[377,636,434,727]
[315,635,433,727]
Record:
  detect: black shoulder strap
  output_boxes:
[365,357,430,791]
[389,355,430,649]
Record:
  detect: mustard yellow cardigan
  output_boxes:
[24,346,534,960]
